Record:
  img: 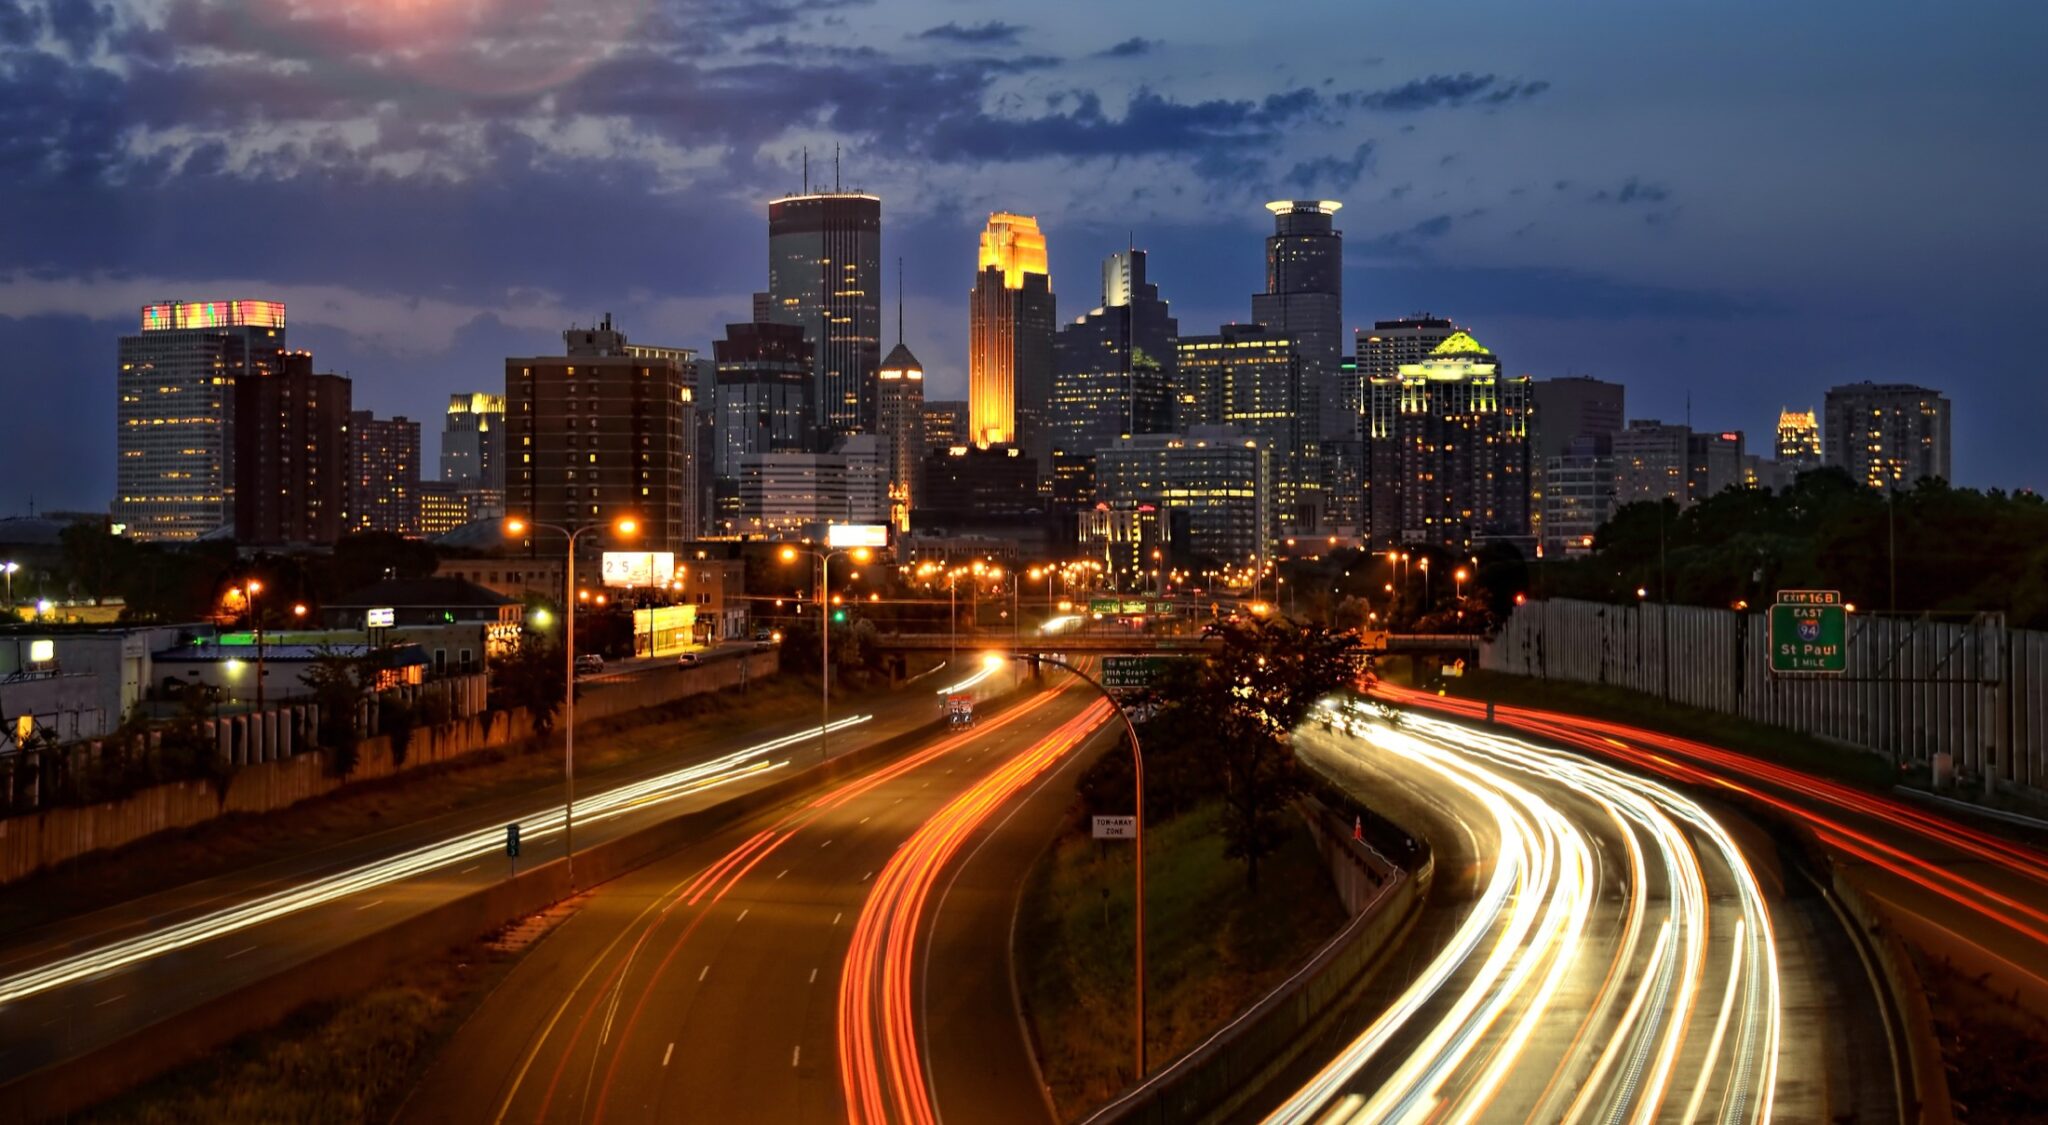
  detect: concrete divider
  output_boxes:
[1084,832,1433,1125]
[0,681,1030,1124]
[1827,863,1956,1125]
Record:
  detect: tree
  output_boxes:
[300,647,369,776]
[60,522,131,606]
[490,631,566,737]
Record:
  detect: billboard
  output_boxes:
[602,551,677,588]
[826,524,889,549]
[365,607,395,629]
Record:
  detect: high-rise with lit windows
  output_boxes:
[115,299,286,540]
[234,350,351,545]
[767,193,881,439]
[1176,324,1317,539]
[441,392,506,519]
[876,342,926,531]
[349,412,421,535]
[1776,407,1822,472]
[506,316,690,561]
[1252,201,1344,440]
[1364,331,1533,549]
[1823,382,1951,488]
[1051,248,1177,460]
[969,213,1056,474]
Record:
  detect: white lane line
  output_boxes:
[737,908,750,923]
[820,839,833,849]
[859,816,870,824]
[792,1044,802,1067]
[93,993,126,1007]
[698,965,709,982]
[355,900,384,911]
[832,911,843,926]
[459,865,480,875]
[663,1042,674,1067]
[222,945,258,961]
[809,967,819,984]
[862,871,874,882]
[777,869,789,880]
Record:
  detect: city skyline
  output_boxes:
[3,2,2044,509]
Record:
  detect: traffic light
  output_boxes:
[831,609,848,623]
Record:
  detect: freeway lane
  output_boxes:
[0,665,1009,1088]
[1235,700,1895,1125]
[1383,683,2048,1017]
[401,675,1110,1124]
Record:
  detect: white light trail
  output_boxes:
[1267,702,1780,1125]
[0,714,873,1008]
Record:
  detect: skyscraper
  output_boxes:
[1354,316,1458,423]
[1095,427,1272,569]
[969,213,1056,472]
[877,342,925,531]
[711,322,816,480]
[1823,382,1952,488]
[349,412,421,535]
[115,299,287,540]
[1176,324,1318,538]
[441,392,506,518]
[1529,375,1624,548]
[1051,248,1178,459]
[1776,408,1822,472]
[1251,201,1343,440]
[766,192,881,439]
[923,400,966,452]
[506,316,691,560]
[234,350,351,545]
[1364,331,1533,549]
[1612,420,1692,506]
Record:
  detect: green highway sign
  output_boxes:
[1769,590,1847,674]
[1102,656,1169,691]
[1089,598,1119,615]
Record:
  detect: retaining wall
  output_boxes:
[0,652,779,885]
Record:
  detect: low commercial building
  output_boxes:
[325,577,523,674]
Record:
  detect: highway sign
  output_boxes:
[505,823,521,859]
[1089,598,1119,615]
[1769,590,1847,674]
[1102,656,1168,691]
[1092,815,1137,840]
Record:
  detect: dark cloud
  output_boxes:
[1286,141,1376,191]
[914,21,1024,46]
[1590,177,1672,205]
[1343,73,1548,112]
[1356,214,1457,256]
[1097,37,1157,58]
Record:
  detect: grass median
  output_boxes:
[1015,800,1347,1119]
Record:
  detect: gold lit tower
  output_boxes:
[969,213,1055,472]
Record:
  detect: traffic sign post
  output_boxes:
[1769,589,1848,675]
[506,822,521,875]
[1092,815,1137,840]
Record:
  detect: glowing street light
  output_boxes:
[781,543,872,760]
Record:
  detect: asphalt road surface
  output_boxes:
[0,661,1012,1087]
[401,673,1115,1125]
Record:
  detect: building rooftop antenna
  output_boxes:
[803,146,809,195]
[897,256,905,346]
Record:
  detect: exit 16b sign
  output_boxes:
[1769,590,1847,674]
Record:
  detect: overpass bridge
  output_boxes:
[871,631,1486,658]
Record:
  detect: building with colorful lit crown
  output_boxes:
[1776,408,1822,473]
[1364,331,1533,550]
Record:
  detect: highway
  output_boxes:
[401,673,1114,1125]
[1232,698,1897,1125]
[0,663,1009,1088]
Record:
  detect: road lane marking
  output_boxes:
[809,967,819,984]
[663,1043,674,1067]
[777,869,789,879]
[93,994,126,1007]
[862,871,873,882]
[355,900,383,911]
[792,1044,802,1067]
[832,911,843,926]
[737,908,750,922]
[820,839,833,848]
[459,865,480,875]
[222,945,258,961]
[859,816,870,824]
[698,965,709,982]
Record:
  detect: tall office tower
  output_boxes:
[923,400,966,452]
[1776,407,1822,472]
[919,444,1048,524]
[1353,316,1458,422]
[1176,324,1318,538]
[233,350,351,545]
[1687,430,1747,502]
[837,434,891,526]
[1542,434,1616,556]
[738,452,849,535]
[1095,427,1272,570]
[441,392,507,519]
[1051,248,1178,459]
[876,342,925,531]
[968,213,1056,473]
[766,192,881,438]
[414,480,473,537]
[1823,382,1952,488]
[712,322,816,481]
[506,316,690,561]
[1320,438,1365,536]
[623,341,702,538]
[1251,201,1344,440]
[1364,331,1533,550]
[1611,420,1693,506]
[115,299,287,541]
[349,412,421,535]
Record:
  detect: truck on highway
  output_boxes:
[945,694,976,728]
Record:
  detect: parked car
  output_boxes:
[573,653,605,676]
[676,652,702,668]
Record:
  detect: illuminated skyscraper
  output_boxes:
[349,412,421,535]
[1776,408,1822,472]
[1251,201,1342,440]
[1823,382,1951,488]
[969,213,1056,473]
[1364,331,1533,549]
[923,400,966,453]
[766,193,881,439]
[115,299,286,540]
[877,342,925,531]
[1051,248,1177,459]
[1176,324,1317,539]
[1095,427,1272,569]
[441,392,506,519]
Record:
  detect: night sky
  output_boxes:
[3,0,2043,512]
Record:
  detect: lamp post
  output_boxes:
[981,650,1149,1078]
[504,514,639,889]
[1,561,16,608]
[1454,567,1468,602]
[780,544,871,760]
[239,579,266,711]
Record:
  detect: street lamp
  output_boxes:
[981,651,1150,1078]
[244,579,266,710]
[780,543,872,760]
[504,513,639,888]
[1,561,16,607]
[1454,567,1469,601]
